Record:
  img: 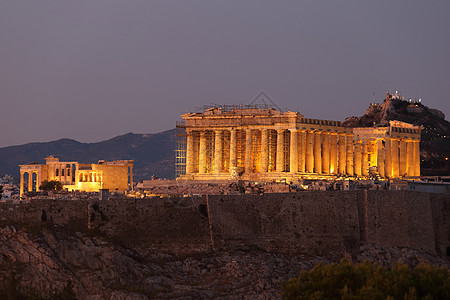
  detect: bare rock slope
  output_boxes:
[0,225,446,299]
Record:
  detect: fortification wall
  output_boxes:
[429,193,450,256]
[88,197,211,252]
[208,192,361,256]
[363,191,436,254]
[0,191,448,258]
[0,199,87,232]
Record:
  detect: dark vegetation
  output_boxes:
[39,180,63,191]
[281,259,450,300]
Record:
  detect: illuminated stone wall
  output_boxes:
[177,106,421,182]
[93,164,129,191]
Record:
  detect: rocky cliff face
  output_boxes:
[344,96,450,175]
[0,225,446,299]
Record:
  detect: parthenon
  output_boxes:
[176,104,421,182]
[19,156,134,197]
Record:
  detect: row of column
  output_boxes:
[186,129,355,175]
[79,172,102,183]
[20,171,40,196]
[186,129,420,178]
[384,137,420,178]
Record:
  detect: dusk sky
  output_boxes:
[1,1,449,148]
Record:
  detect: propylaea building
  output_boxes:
[175,104,421,182]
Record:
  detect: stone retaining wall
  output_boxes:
[0,191,448,258]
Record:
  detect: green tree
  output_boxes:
[281,259,450,300]
[39,180,63,191]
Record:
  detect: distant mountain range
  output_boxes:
[0,129,176,181]
[1,97,449,181]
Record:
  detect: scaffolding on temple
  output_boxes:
[175,120,187,178]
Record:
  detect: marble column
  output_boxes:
[261,129,268,173]
[36,171,40,191]
[299,130,306,173]
[230,130,237,170]
[384,138,392,178]
[392,138,400,178]
[322,132,330,174]
[346,134,354,176]
[354,140,362,176]
[399,139,407,176]
[245,129,252,174]
[20,172,24,197]
[330,133,338,174]
[413,140,420,177]
[290,129,299,173]
[214,130,222,174]
[314,131,322,173]
[406,139,414,177]
[377,139,385,178]
[199,131,207,173]
[306,130,314,173]
[338,134,346,174]
[362,141,369,176]
[186,132,194,174]
[276,129,285,172]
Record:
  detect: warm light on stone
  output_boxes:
[19,156,133,197]
[176,105,421,182]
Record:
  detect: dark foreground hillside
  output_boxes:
[0,129,175,181]
[0,225,445,299]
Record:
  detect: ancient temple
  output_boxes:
[175,105,421,182]
[19,156,134,197]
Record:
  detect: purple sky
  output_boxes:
[1,1,449,148]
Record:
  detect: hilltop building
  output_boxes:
[19,156,133,197]
[176,104,421,182]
